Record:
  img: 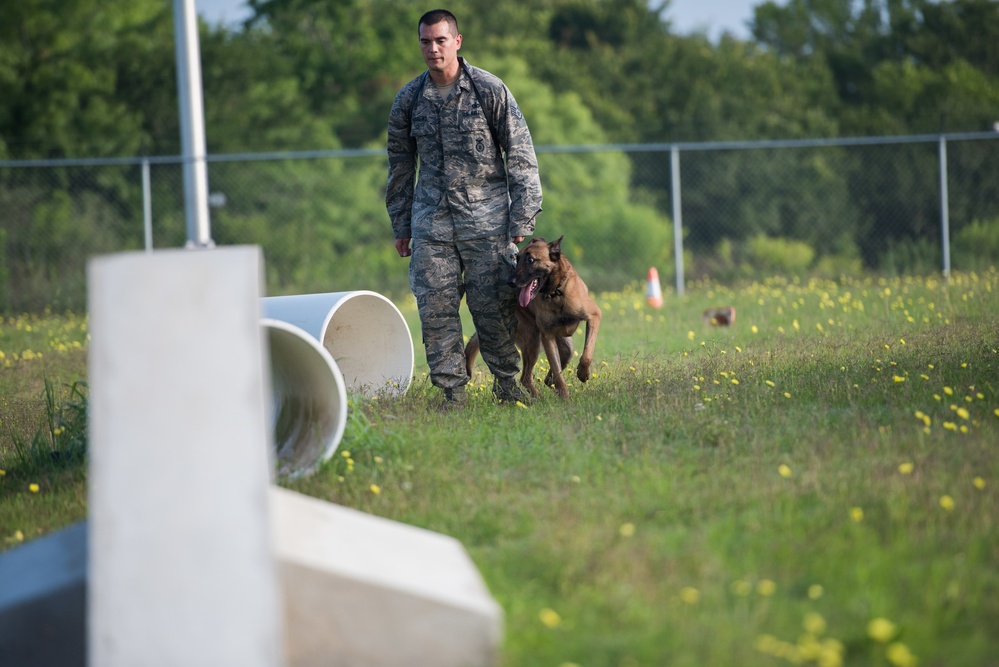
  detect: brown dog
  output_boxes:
[465,236,602,398]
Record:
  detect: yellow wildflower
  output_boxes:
[886,642,918,667]
[757,579,777,596]
[867,617,897,642]
[539,608,561,628]
[679,587,700,604]
[803,612,827,635]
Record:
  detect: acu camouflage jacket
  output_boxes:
[386,57,543,243]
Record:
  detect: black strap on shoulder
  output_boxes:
[408,63,502,154]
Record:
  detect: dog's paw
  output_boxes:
[576,363,591,383]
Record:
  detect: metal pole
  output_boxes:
[142,158,153,252]
[173,0,213,248]
[670,144,685,296]
[938,135,951,278]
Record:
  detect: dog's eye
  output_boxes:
[527,256,535,264]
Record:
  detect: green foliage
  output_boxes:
[2,0,999,310]
[0,0,164,158]
[879,236,943,276]
[8,380,88,475]
[952,218,999,271]
[746,235,816,274]
[694,235,820,281]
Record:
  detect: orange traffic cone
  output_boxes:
[646,267,663,308]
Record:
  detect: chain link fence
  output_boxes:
[3,132,998,313]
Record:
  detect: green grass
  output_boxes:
[3,270,999,666]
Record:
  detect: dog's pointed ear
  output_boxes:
[549,235,564,260]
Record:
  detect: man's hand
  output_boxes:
[395,238,412,257]
[512,236,525,244]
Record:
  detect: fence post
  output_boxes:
[938,135,951,278]
[142,158,153,252]
[670,144,685,296]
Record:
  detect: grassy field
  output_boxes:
[2,269,998,666]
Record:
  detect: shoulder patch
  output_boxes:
[511,101,524,120]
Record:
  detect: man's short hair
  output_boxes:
[418,9,458,36]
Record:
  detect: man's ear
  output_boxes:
[548,235,563,261]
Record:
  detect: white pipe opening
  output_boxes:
[261,291,414,397]
[263,319,348,479]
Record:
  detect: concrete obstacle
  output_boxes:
[262,292,414,397]
[0,523,87,667]
[273,487,503,667]
[0,494,504,667]
[87,246,285,667]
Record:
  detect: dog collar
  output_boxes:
[542,277,567,300]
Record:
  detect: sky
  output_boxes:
[194,0,760,41]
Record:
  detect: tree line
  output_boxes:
[2,0,998,311]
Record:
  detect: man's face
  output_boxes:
[419,20,462,78]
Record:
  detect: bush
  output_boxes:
[745,235,816,274]
[952,218,999,271]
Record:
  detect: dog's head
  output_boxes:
[510,236,564,307]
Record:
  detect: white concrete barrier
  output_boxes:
[264,319,348,479]
[272,486,503,667]
[261,292,413,397]
[87,247,284,667]
[1,490,506,667]
[0,522,86,667]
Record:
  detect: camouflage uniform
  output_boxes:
[386,57,542,391]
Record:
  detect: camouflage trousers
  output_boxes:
[409,236,520,390]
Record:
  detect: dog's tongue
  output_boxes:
[518,280,537,308]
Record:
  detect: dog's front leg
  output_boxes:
[541,335,569,398]
[544,337,574,388]
[576,307,602,383]
[517,312,542,397]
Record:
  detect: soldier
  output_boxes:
[386,9,543,411]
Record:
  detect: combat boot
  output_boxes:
[438,385,468,412]
[493,377,533,405]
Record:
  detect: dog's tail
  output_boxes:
[464,333,480,377]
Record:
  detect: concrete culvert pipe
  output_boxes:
[263,319,348,479]
[261,291,414,397]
